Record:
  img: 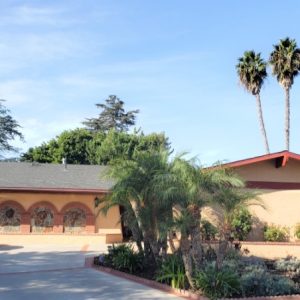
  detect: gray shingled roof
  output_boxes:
[0,162,114,190]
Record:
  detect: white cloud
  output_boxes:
[0,79,52,106]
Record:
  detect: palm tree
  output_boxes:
[211,173,261,269]
[170,158,247,286]
[236,51,270,153]
[269,38,300,150]
[100,150,176,264]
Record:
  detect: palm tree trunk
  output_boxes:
[130,222,144,253]
[189,205,203,271]
[285,88,290,151]
[143,229,160,263]
[180,234,195,289]
[168,231,176,253]
[256,94,270,154]
[216,228,230,270]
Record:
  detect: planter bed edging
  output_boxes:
[91,264,205,299]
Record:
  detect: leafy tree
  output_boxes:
[56,128,93,164]
[83,95,139,132]
[21,129,169,165]
[269,38,300,150]
[236,51,269,153]
[0,100,24,153]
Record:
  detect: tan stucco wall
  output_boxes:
[0,191,122,237]
[202,189,300,241]
[234,158,300,182]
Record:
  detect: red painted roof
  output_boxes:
[224,151,300,168]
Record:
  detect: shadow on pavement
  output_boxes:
[0,244,24,251]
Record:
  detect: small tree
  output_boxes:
[0,100,24,153]
[83,95,139,132]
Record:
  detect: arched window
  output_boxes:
[0,205,21,232]
[31,206,54,233]
[63,208,86,233]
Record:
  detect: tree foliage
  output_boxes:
[83,95,139,132]
[21,128,169,165]
[269,38,300,89]
[0,100,24,153]
[237,51,267,96]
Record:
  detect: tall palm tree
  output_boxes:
[236,51,270,153]
[269,38,300,150]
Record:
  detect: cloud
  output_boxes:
[8,115,83,154]
[0,79,53,106]
[3,4,69,26]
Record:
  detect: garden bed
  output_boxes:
[89,257,300,300]
[92,244,300,300]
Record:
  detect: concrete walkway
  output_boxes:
[0,243,183,299]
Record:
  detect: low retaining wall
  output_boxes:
[240,242,300,259]
[202,241,300,259]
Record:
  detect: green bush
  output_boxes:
[156,254,186,289]
[294,223,300,239]
[194,264,240,300]
[240,265,297,297]
[231,208,252,241]
[264,224,289,242]
[105,244,143,274]
[200,220,218,241]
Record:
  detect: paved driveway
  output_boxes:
[0,243,182,299]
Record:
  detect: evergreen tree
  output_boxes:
[83,95,139,132]
[0,100,24,153]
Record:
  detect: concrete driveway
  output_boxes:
[0,243,183,299]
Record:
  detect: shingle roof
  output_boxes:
[0,162,114,192]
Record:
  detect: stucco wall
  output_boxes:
[202,189,300,241]
[0,191,122,240]
[234,158,300,183]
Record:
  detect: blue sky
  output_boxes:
[2,0,300,165]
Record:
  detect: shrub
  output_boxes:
[294,223,300,239]
[156,254,186,289]
[194,264,240,300]
[231,208,252,241]
[275,256,300,279]
[224,247,242,261]
[264,224,289,242]
[200,220,218,241]
[101,244,143,274]
[240,265,297,297]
